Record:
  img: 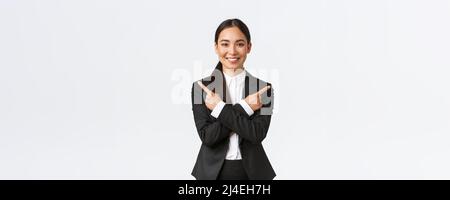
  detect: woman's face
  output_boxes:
[215,27,251,71]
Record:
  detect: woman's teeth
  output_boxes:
[226,57,239,61]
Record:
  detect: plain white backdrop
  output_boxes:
[1,0,449,179]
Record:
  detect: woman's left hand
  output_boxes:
[244,86,270,111]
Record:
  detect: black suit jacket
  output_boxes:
[191,66,276,180]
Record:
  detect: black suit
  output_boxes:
[191,66,276,180]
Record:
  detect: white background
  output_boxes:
[1,0,449,179]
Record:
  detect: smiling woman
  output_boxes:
[214,21,251,76]
[190,18,275,180]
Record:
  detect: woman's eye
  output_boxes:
[221,43,228,47]
[237,43,245,47]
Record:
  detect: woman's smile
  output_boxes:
[225,56,240,64]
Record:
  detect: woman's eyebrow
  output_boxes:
[219,39,246,43]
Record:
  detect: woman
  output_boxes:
[191,18,275,180]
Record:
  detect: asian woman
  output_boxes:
[191,18,275,180]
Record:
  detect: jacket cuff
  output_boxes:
[238,99,254,116]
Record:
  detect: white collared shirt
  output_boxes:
[210,70,254,160]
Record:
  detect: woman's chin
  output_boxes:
[223,64,243,70]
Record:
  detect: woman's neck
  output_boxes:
[222,67,244,77]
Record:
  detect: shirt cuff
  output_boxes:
[238,99,254,116]
[210,101,226,118]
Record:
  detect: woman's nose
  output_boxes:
[229,46,237,54]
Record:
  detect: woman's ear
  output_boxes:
[214,43,219,55]
[247,42,252,54]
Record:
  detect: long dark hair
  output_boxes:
[214,18,251,70]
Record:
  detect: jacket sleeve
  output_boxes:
[216,87,274,144]
[191,83,231,147]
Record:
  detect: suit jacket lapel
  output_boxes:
[244,71,259,98]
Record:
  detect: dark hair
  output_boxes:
[214,18,251,70]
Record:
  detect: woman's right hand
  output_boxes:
[197,81,223,111]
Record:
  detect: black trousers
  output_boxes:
[217,160,249,180]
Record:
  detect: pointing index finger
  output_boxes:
[257,85,271,95]
[197,81,212,95]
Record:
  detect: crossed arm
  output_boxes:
[191,82,273,146]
